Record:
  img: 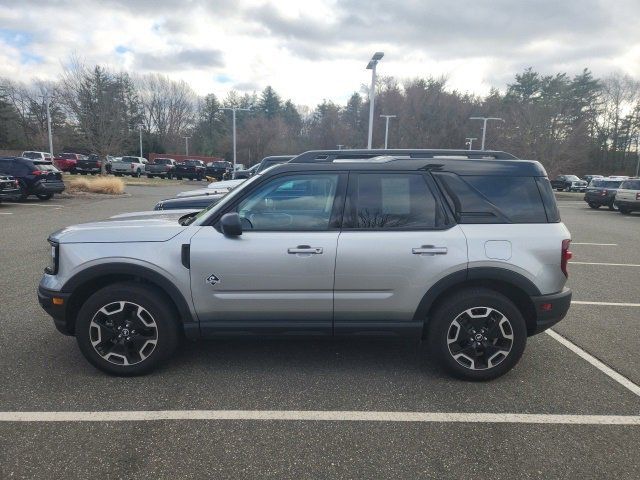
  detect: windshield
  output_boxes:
[189,173,263,225]
[23,152,42,159]
[154,159,172,164]
[33,162,58,171]
[120,157,137,162]
[591,180,622,188]
[565,175,580,181]
[183,160,201,166]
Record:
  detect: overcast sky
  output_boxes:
[1,0,638,106]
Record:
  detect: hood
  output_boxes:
[50,212,189,244]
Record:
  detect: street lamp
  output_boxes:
[469,117,504,150]
[183,136,191,156]
[220,107,251,178]
[138,125,144,158]
[366,52,384,149]
[45,94,53,159]
[465,137,477,150]
[380,114,396,149]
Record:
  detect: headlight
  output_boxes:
[45,241,59,275]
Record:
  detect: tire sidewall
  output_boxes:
[427,289,527,381]
[75,283,179,376]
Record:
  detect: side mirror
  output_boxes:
[220,212,242,236]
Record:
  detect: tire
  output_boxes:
[75,282,179,376]
[36,193,53,201]
[619,208,630,215]
[147,174,153,179]
[70,171,77,175]
[608,201,617,211]
[114,173,122,177]
[588,202,600,209]
[17,180,29,201]
[160,175,166,179]
[135,170,141,178]
[176,175,182,180]
[167,173,172,180]
[427,288,527,381]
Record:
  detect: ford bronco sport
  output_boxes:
[38,149,572,380]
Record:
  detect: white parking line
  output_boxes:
[0,212,13,215]
[546,329,640,397]
[570,261,640,267]
[0,410,638,425]
[7,203,63,207]
[571,242,617,246]
[571,301,640,307]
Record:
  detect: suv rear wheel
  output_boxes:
[427,288,527,380]
[75,282,179,376]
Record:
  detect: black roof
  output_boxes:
[265,149,547,177]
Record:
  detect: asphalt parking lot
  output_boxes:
[1,189,639,479]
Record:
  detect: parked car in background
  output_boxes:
[583,178,623,210]
[105,156,118,174]
[111,156,147,177]
[175,159,206,180]
[146,158,176,179]
[0,157,65,200]
[154,192,225,211]
[205,160,232,180]
[0,174,20,202]
[21,151,53,162]
[224,156,295,180]
[176,179,246,197]
[583,175,603,184]
[75,154,102,175]
[53,153,84,173]
[614,179,640,214]
[232,163,259,179]
[551,175,587,192]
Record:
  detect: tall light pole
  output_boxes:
[220,107,251,178]
[469,117,504,150]
[45,95,53,158]
[366,52,384,149]
[465,137,477,150]
[138,125,144,158]
[183,136,191,156]
[380,114,396,149]
[635,133,640,177]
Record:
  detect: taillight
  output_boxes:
[601,189,608,196]
[14,180,19,187]
[561,239,572,278]
[32,170,44,175]
[131,164,135,170]
[636,192,640,200]
[96,161,102,167]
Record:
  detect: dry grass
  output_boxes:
[66,176,125,195]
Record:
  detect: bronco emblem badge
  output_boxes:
[206,273,220,286]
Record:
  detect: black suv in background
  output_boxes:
[175,159,206,180]
[205,161,232,180]
[583,178,623,210]
[0,157,65,200]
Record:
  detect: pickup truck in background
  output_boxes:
[551,175,588,192]
[205,160,232,180]
[110,156,147,177]
[174,159,205,180]
[146,158,176,179]
[53,153,84,173]
[75,154,102,175]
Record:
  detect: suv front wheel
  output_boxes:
[427,288,527,380]
[75,282,179,376]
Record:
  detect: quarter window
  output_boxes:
[235,174,340,231]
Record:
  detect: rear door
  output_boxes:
[333,172,468,332]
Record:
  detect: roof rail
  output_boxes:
[289,149,518,163]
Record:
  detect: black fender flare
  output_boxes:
[413,267,541,321]
[62,262,196,330]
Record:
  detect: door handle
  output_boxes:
[288,245,323,254]
[412,245,448,255]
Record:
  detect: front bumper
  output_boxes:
[38,284,73,335]
[530,288,572,335]
[0,186,20,199]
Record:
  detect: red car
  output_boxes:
[53,153,84,173]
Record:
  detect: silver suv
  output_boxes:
[38,149,572,380]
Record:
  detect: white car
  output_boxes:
[614,178,640,214]
[22,151,53,162]
[176,179,246,198]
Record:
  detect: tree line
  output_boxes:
[1,61,638,175]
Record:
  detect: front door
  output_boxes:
[189,172,346,335]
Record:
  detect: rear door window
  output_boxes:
[620,180,640,189]
[345,173,445,229]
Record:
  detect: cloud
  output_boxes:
[233,81,260,91]
[135,48,224,71]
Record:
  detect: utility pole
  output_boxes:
[138,125,144,158]
[380,114,396,149]
[636,133,640,177]
[183,136,191,156]
[366,52,384,149]
[45,95,53,159]
[465,137,477,150]
[220,107,251,178]
[469,117,504,150]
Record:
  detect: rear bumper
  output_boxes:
[583,194,614,205]
[33,181,65,194]
[38,284,73,335]
[530,288,572,335]
[614,200,639,210]
[0,186,20,199]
